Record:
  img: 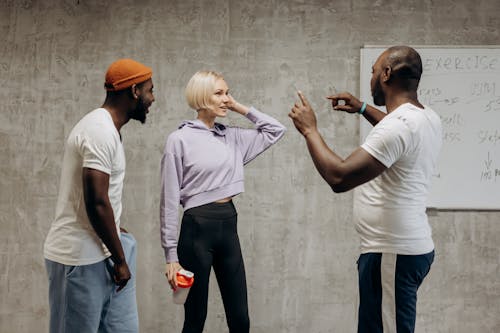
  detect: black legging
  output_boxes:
[178,201,249,333]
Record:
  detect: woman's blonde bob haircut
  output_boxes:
[185,71,225,111]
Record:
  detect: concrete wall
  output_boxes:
[1,0,499,332]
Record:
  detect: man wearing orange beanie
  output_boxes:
[43,58,155,333]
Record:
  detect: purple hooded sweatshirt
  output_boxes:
[160,107,286,262]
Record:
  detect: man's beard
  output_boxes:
[130,96,148,124]
[372,78,386,107]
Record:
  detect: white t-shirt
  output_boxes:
[353,103,442,255]
[44,108,125,265]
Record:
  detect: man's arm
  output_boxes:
[302,131,386,192]
[361,104,387,127]
[82,167,130,291]
[327,92,386,126]
[289,92,386,192]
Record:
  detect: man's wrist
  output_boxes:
[359,102,367,114]
[112,255,126,265]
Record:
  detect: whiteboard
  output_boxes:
[360,46,500,210]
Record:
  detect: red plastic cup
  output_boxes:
[173,269,194,304]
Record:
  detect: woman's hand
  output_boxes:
[165,262,183,290]
[227,94,249,115]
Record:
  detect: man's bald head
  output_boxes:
[380,46,423,91]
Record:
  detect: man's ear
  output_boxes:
[382,65,392,83]
[130,84,139,99]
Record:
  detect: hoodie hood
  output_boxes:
[179,119,227,136]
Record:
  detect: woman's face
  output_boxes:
[208,78,231,117]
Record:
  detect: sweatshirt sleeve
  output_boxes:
[160,136,183,263]
[234,107,286,164]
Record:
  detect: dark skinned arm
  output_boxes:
[289,92,387,192]
[327,92,387,127]
[82,167,130,291]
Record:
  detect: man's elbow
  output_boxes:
[330,183,350,193]
[83,189,107,206]
[327,175,352,193]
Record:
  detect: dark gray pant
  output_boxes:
[357,251,434,333]
[178,201,250,333]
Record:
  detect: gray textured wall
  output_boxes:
[1,0,499,332]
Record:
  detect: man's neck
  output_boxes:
[385,91,423,113]
[101,103,129,132]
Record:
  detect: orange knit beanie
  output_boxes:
[104,58,152,91]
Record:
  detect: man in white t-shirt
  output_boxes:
[289,46,442,333]
[43,58,155,333]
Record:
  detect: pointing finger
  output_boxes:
[328,92,353,102]
[297,91,309,107]
[333,105,352,112]
[327,95,339,107]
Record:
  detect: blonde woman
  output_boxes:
[160,71,286,332]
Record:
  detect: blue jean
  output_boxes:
[45,232,138,333]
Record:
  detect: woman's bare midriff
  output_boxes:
[214,197,232,203]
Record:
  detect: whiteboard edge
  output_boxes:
[362,44,500,49]
[427,207,500,211]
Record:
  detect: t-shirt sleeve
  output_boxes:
[77,127,117,175]
[361,117,412,168]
